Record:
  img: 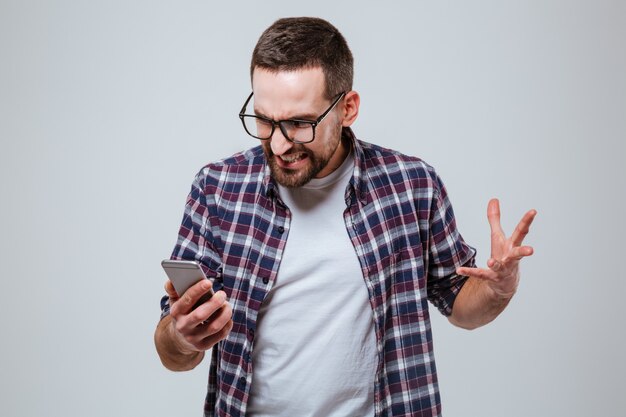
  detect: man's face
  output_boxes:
[251,67,346,188]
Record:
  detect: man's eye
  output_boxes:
[288,121,312,129]
[257,118,273,127]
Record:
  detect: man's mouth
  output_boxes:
[276,152,308,167]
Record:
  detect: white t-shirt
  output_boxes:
[247,151,377,417]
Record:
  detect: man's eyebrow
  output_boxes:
[253,107,318,121]
[290,113,318,121]
[252,107,269,119]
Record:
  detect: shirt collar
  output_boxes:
[342,127,371,206]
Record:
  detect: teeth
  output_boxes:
[280,153,305,163]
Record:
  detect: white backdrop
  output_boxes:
[1,1,625,416]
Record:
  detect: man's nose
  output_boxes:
[270,126,293,156]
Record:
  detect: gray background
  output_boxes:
[1,1,625,416]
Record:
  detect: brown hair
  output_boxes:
[251,17,354,99]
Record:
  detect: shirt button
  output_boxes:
[277,226,285,234]
[239,376,247,386]
[262,276,269,284]
[247,328,255,341]
[244,352,251,363]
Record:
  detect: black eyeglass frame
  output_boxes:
[238,91,346,144]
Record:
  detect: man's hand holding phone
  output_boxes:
[164,268,233,354]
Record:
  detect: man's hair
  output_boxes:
[251,17,354,99]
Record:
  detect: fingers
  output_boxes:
[458,247,532,279]
[171,279,214,316]
[487,258,503,271]
[459,200,535,300]
[456,266,499,282]
[194,292,232,332]
[173,289,228,332]
[164,280,178,298]
[200,303,233,339]
[457,263,519,298]
[511,209,537,247]
[487,200,537,245]
[196,319,234,351]
[459,244,533,276]
[487,198,505,238]
[174,292,233,351]
[507,245,534,261]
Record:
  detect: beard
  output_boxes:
[262,124,344,188]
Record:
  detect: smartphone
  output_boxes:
[161,259,214,308]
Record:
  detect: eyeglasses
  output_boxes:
[238,91,346,144]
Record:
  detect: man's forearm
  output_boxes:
[448,277,513,330]
[154,315,205,371]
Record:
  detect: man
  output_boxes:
[154,17,536,417]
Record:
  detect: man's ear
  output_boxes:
[341,91,360,127]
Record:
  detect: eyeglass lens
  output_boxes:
[241,116,314,142]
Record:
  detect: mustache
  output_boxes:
[264,144,311,158]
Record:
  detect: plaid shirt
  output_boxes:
[160,128,476,417]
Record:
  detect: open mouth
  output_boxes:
[276,152,309,168]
